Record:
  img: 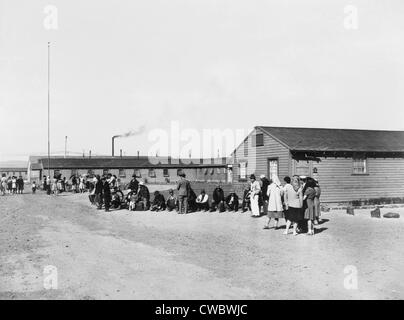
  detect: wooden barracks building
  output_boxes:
[231,126,404,204]
[28,156,229,184]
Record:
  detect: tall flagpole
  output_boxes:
[47,42,51,178]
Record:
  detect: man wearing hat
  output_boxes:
[128,174,139,195]
[177,173,190,214]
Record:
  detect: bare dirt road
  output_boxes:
[0,192,403,299]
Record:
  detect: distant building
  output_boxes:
[0,167,28,179]
[28,156,230,184]
[231,126,404,204]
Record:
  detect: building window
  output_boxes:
[243,138,248,157]
[204,168,208,175]
[134,169,141,178]
[239,162,247,180]
[353,158,367,174]
[119,168,126,178]
[148,168,156,178]
[71,169,78,177]
[268,159,279,179]
[253,133,264,147]
[163,168,169,177]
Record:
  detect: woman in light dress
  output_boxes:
[263,175,284,229]
[249,174,261,217]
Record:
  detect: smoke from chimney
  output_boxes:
[112,126,146,157]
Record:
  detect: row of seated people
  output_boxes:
[125,185,252,213]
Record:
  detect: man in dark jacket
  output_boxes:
[225,191,239,212]
[177,173,190,214]
[260,174,270,214]
[128,174,139,194]
[137,182,150,210]
[102,176,111,212]
[210,184,225,212]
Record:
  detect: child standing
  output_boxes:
[32,181,37,194]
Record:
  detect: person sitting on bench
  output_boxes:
[226,190,239,212]
[210,184,225,212]
[166,189,178,212]
[150,191,166,212]
[196,189,210,211]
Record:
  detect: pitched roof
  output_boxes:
[258,126,404,153]
[0,167,27,172]
[37,156,228,169]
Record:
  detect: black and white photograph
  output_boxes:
[1,0,404,303]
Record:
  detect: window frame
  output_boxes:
[163,168,169,177]
[352,158,368,175]
[118,168,126,178]
[239,161,247,181]
[148,168,156,178]
[253,133,264,147]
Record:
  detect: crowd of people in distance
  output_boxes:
[0,174,25,195]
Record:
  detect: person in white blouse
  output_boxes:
[249,174,261,217]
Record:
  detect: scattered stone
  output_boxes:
[321,205,330,212]
[370,207,381,218]
[383,212,400,219]
[346,207,354,215]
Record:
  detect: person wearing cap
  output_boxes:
[166,189,178,212]
[177,173,190,214]
[250,174,261,217]
[225,190,239,212]
[260,174,270,214]
[196,189,210,211]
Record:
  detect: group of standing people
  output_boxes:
[249,174,321,236]
[0,174,24,195]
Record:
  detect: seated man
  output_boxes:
[187,187,198,213]
[225,190,239,212]
[241,185,251,212]
[166,189,178,212]
[136,181,150,210]
[196,189,210,211]
[150,191,166,212]
[210,184,225,212]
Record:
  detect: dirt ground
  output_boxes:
[0,191,403,300]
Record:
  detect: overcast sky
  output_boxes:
[1,0,404,162]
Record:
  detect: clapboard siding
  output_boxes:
[313,157,404,203]
[232,128,290,180]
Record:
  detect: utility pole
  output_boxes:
[47,42,51,178]
[64,136,68,158]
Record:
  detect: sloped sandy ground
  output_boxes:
[0,192,403,299]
